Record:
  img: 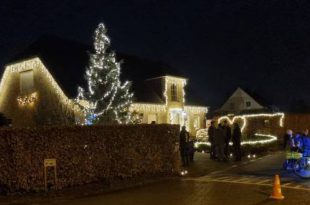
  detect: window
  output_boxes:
[193,116,200,129]
[171,84,178,101]
[147,114,157,124]
[230,103,235,109]
[20,70,34,94]
[246,101,251,107]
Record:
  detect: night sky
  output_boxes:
[1,0,310,111]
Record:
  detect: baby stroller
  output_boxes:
[293,145,310,179]
[283,151,302,171]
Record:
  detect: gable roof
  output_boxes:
[6,35,206,106]
[218,87,265,114]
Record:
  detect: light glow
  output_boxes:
[194,133,278,148]
[2,58,81,113]
[130,103,166,113]
[17,92,37,106]
[218,113,285,132]
[163,76,187,105]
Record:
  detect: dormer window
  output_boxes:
[171,83,178,102]
[19,70,34,94]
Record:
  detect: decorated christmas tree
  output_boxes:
[77,23,133,124]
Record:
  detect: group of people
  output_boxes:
[208,120,242,162]
[283,129,310,155]
[179,121,242,167]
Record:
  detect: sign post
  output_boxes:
[44,159,57,192]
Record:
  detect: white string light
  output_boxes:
[194,133,278,148]
[17,92,38,106]
[1,58,81,114]
[130,103,166,113]
[218,113,285,132]
[76,23,133,124]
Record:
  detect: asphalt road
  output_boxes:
[3,152,310,205]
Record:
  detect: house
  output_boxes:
[218,87,266,115]
[215,88,284,138]
[0,35,208,131]
[130,76,208,136]
[0,57,81,127]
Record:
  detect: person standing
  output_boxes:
[208,121,216,159]
[283,129,294,150]
[223,120,231,158]
[301,129,310,156]
[232,123,242,161]
[188,139,195,162]
[179,126,189,167]
[215,123,226,161]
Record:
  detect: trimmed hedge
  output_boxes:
[0,124,180,192]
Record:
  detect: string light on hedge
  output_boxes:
[218,113,285,132]
[194,133,278,148]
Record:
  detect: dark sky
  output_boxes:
[1,0,310,111]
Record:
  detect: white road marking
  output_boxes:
[184,175,310,191]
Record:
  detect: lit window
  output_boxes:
[20,70,34,94]
[171,84,178,101]
[147,114,157,124]
[246,101,251,107]
[194,116,200,129]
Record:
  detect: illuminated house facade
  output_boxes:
[130,76,208,136]
[0,36,208,130]
[0,57,81,127]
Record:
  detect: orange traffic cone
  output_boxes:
[270,174,284,200]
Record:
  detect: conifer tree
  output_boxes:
[77,23,133,124]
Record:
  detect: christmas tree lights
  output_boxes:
[77,23,133,124]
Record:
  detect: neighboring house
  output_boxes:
[218,87,265,115]
[214,88,284,138]
[130,76,208,136]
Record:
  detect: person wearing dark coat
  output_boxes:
[188,139,195,162]
[232,123,242,161]
[223,120,232,158]
[208,121,216,159]
[179,126,189,166]
[214,123,226,161]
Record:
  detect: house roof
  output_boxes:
[6,35,206,106]
[215,87,267,115]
